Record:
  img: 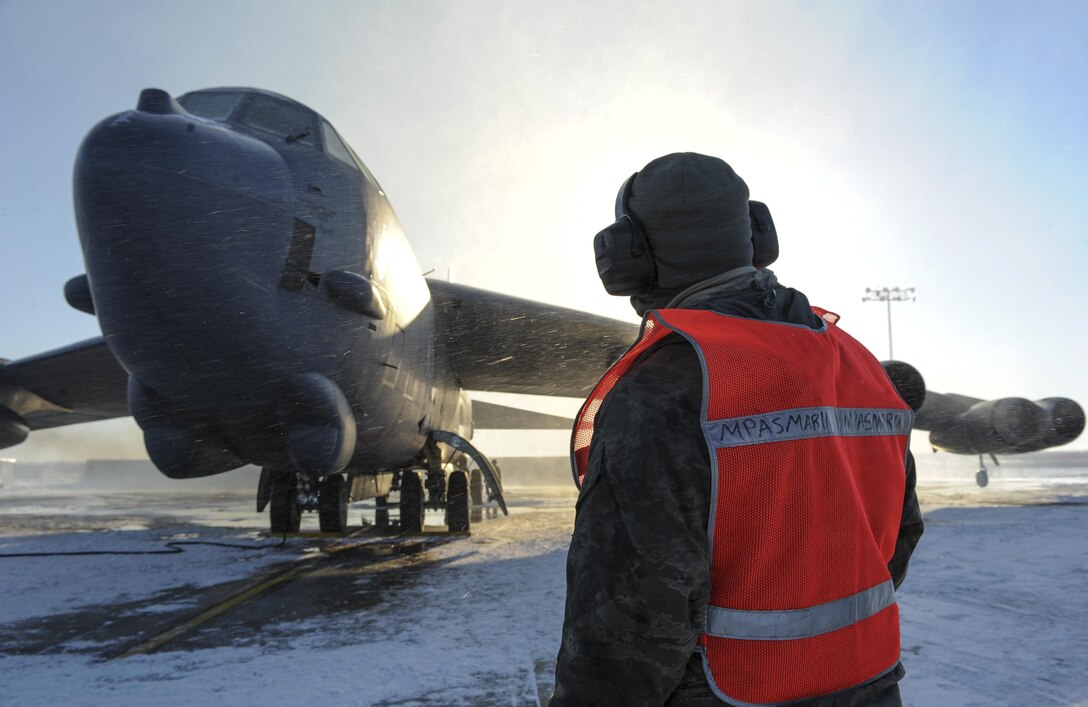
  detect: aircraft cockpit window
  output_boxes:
[321,121,357,169]
[345,142,383,191]
[177,92,243,121]
[240,98,317,147]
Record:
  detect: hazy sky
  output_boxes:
[1,0,1085,459]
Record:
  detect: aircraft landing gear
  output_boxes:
[374,494,390,528]
[469,467,485,524]
[469,468,484,507]
[445,469,470,532]
[260,468,351,534]
[390,434,508,534]
[399,470,425,534]
[318,473,349,533]
[269,472,302,533]
[430,430,508,516]
[976,453,999,488]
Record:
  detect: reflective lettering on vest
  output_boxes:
[705,407,913,448]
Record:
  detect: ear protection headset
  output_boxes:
[593,173,655,296]
[748,200,779,269]
[593,173,782,296]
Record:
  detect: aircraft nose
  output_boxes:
[76,88,294,213]
[73,89,296,395]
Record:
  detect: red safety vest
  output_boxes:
[572,308,912,706]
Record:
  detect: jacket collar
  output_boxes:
[666,266,775,309]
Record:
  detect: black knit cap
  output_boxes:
[626,152,753,290]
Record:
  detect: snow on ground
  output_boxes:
[0,490,573,706]
[899,500,1088,706]
[1,474,1088,706]
[0,528,302,625]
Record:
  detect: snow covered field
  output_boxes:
[1,468,1087,706]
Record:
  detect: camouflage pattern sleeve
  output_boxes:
[889,450,924,589]
[552,338,712,706]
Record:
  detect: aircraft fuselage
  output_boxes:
[72,88,469,482]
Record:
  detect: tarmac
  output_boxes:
[1,455,1086,705]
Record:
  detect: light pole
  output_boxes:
[862,287,915,360]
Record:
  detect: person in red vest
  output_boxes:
[552,153,924,706]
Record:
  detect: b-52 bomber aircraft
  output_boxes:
[0,88,1081,529]
[0,87,634,533]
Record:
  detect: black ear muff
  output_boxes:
[594,173,656,295]
[749,200,779,268]
[594,220,655,295]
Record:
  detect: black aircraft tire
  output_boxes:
[446,470,470,532]
[318,474,349,533]
[269,475,301,534]
[374,494,390,528]
[976,469,989,488]
[469,468,484,507]
[399,471,425,533]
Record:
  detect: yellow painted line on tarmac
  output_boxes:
[114,562,310,659]
[114,527,453,659]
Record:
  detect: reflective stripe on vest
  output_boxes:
[706,579,896,640]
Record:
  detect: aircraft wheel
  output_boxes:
[269,474,301,534]
[976,469,989,488]
[318,473,349,533]
[399,470,425,533]
[446,470,470,532]
[374,494,390,528]
[469,468,484,507]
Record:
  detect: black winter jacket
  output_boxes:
[552,272,924,706]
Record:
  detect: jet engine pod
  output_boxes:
[128,377,245,478]
[277,373,357,478]
[929,397,1046,455]
[0,407,29,449]
[1034,397,1085,448]
[880,360,926,413]
[142,425,248,479]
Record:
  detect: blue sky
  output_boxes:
[0,0,1085,457]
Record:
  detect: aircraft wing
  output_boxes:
[427,280,639,397]
[0,337,129,431]
[913,388,1084,455]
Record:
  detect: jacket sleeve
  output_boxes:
[888,450,924,589]
[552,340,711,706]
